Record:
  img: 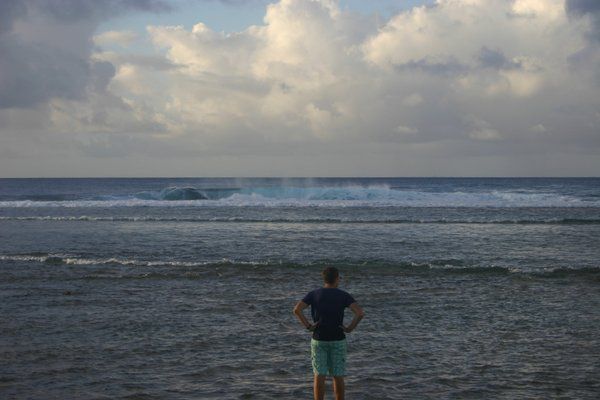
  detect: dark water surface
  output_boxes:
[1,178,599,399]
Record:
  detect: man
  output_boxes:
[293,267,365,400]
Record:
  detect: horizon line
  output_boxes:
[1,176,599,179]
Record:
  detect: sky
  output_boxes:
[0,0,599,177]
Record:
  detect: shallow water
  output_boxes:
[2,263,599,399]
[1,178,599,399]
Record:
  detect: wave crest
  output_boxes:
[135,187,208,201]
[0,185,599,208]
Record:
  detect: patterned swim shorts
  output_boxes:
[310,338,347,377]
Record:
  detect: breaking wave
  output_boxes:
[0,185,598,208]
[134,187,208,201]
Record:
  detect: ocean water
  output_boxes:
[1,177,599,399]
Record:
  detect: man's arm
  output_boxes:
[341,302,365,333]
[293,301,318,331]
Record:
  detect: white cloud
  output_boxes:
[396,125,419,135]
[530,123,548,133]
[511,0,565,19]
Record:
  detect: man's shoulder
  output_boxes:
[333,288,352,296]
[336,288,356,303]
[302,288,319,302]
[329,288,354,300]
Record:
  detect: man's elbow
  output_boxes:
[356,309,365,318]
[293,306,302,315]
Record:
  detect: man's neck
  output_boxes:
[323,284,338,288]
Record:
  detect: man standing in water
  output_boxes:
[293,267,365,400]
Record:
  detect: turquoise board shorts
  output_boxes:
[310,339,347,377]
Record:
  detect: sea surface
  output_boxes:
[1,177,599,399]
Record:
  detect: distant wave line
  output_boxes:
[1,253,599,278]
[1,216,600,224]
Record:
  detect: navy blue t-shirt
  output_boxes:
[302,287,356,341]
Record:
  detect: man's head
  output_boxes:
[322,266,340,286]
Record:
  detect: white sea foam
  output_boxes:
[0,254,259,267]
[0,185,597,208]
[2,253,597,277]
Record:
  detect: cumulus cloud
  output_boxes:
[1,0,600,176]
[139,1,594,144]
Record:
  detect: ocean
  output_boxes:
[1,177,599,399]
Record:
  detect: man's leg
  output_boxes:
[333,376,345,400]
[311,339,329,400]
[329,339,347,400]
[313,374,326,400]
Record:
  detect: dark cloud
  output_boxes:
[566,0,600,15]
[0,1,27,34]
[0,0,170,109]
[36,0,172,22]
[394,57,469,76]
[0,36,89,108]
[566,0,600,42]
[90,61,117,93]
[478,46,522,70]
